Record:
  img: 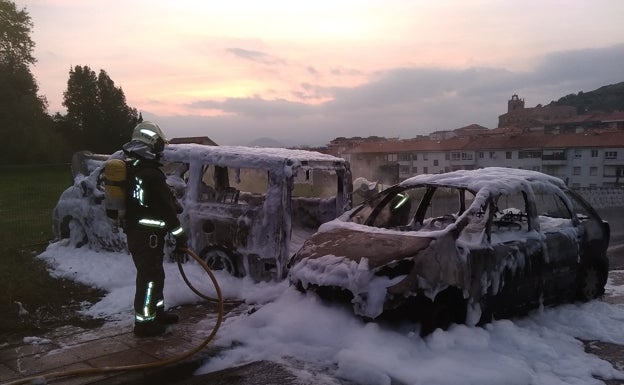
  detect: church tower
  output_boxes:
[508,94,525,112]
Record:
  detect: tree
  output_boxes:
[60,65,139,154]
[97,70,140,150]
[0,0,35,66]
[0,0,67,164]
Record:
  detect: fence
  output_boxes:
[574,187,624,210]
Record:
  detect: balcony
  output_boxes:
[541,153,566,165]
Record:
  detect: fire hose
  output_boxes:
[4,248,232,385]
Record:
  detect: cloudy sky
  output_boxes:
[18,0,624,146]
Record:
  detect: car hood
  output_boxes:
[291,226,434,269]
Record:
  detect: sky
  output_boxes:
[34,241,624,384]
[16,0,624,147]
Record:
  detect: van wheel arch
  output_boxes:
[200,246,243,277]
[60,216,88,248]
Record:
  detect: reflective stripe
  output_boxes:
[143,281,154,318]
[135,313,155,322]
[156,299,164,308]
[138,218,166,228]
[140,128,158,138]
[171,226,184,236]
[132,177,146,207]
[393,193,409,210]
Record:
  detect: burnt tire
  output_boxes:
[61,217,88,248]
[577,257,608,301]
[420,288,466,337]
[201,247,242,277]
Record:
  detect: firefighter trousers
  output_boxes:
[127,227,166,322]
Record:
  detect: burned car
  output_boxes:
[288,167,610,335]
[53,144,352,281]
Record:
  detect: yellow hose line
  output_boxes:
[4,248,224,385]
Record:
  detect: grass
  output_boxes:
[0,164,104,337]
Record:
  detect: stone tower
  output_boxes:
[508,94,525,112]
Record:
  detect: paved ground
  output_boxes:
[0,300,344,385]
[0,302,228,385]
[3,210,624,385]
[3,272,624,385]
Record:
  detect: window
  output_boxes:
[574,150,582,159]
[423,167,428,174]
[491,191,530,236]
[411,153,418,161]
[461,152,473,160]
[542,150,565,161]
[445,153,450,160]
[412,166,418,174]
[605,151,617,159]
[519,150,543,159]
[489,152,496,159]
[399,165,410,174]
[533,192,573,232]
[478,151,484,159]
[199,164,242,203]
[573,167,581,175]
[398,153,410,161]
[590,167,597,176]
[591,150,598,158]
[506,152,512,159]
[388,154,398,162]
[423,153,429,161]
[433,159,439,166]
[451,152,461,161]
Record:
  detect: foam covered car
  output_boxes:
[288,167,610,335]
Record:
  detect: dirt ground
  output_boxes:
[0,274,105,344]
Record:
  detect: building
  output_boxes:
[498,94,576,128]
[341,126,624,188]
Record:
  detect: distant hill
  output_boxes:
[247,137,286,148]
[549,81,624,113]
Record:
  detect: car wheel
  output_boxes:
[420,288,466,336]
[201,247,242,277]
[577,258,608,301]
[61,217,88,248]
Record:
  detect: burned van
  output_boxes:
[53,144,352,281]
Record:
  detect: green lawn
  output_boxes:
[0,164,72,305]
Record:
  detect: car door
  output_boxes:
[485,190,543,317]
[533,191,581,303]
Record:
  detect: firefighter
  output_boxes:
[122,121,187,337]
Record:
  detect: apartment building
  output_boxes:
[342,129,624,188]
[338,95,624,188]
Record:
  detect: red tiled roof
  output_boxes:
[347,137,473,154]
[544,131,624,148]
[346,130,624,154]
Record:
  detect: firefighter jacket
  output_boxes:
[125,158,185,240]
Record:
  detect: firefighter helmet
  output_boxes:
[131,121,168,153]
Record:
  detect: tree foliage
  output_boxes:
[0,0,68,164]
[59,65,140,154]
[0,0,35,66]
[549,82,624,114]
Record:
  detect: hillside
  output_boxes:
[549,81,624,113]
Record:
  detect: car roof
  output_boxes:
[398,167,567,195]
[163,143,348,172]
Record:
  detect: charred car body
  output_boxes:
[288,167,610,335]
[53,144,352,281]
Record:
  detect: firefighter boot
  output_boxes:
[156,309,179,324]
[134,320,168,337]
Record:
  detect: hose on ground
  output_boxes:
[4,248,224,385]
